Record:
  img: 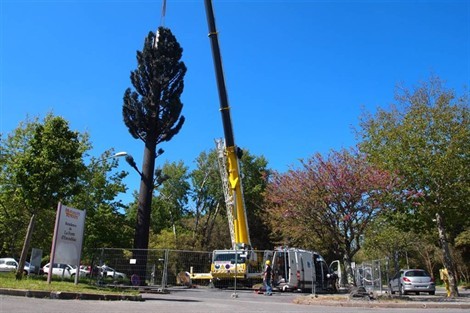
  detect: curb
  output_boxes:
[0,288,143,301]
[298,300,470,309]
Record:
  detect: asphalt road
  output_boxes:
[1,287,469,313]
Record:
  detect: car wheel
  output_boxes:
[400,284,407,295]
[429,291,435,295]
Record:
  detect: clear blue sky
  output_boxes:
[1,0,469,204]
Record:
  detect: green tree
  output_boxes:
[362,216,440,277]
[122,26,186,282]
[184,148,271,251]
[0,115,134,272]
[70,151,133,259]
[238,150,270,250]
[454,228,470,282]
[358,76,469,297]
[0,114,86,278]
[152,161,190,244]
[188,150,227,250]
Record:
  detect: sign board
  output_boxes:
[30,248,42,275]
[50,203,86,266]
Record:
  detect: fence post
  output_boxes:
[97,248,104,285]
[162,249,169,289]
[151,263,156,285]
[378,260,382,293]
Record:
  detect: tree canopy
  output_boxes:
[358,77,469,237]
[123,27,186,144]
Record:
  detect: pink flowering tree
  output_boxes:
[265,148,398,286]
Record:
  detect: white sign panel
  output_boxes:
[52,204,86,265]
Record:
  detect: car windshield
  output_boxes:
[213,253,246,264]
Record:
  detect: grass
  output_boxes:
[0,272,139,295]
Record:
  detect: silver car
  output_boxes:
[389,269,435,295]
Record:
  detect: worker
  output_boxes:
[439,268,450,297]
[263,260,273,296]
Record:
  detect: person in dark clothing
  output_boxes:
[263,260,273,295]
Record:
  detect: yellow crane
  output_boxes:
[204,0,262,286]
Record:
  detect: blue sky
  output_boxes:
[1,0,469,204]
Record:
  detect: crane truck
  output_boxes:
[204,0,265,287]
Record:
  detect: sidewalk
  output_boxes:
[0,287,143,301]
[293,286,470,309]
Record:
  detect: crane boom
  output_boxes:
[204,0,251,249]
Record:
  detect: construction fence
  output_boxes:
[84,248,214,287]
[84,248,270,288]
[82,248,392,292]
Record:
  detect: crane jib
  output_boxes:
[204,0,235,148]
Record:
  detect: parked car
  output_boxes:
[0,258,19,273]
[24,261,41,275]
[79,265,100,277]
[43,263,86,278]
[389,269,435,295]
[99,265,127,280]
[0,258,38,275]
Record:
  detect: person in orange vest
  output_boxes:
[439,268,450,297]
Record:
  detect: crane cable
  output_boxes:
[154,0,167,49]
[160,0,167,27]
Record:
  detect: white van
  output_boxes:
[269,247,335,292]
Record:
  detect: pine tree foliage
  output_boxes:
[123,27,186,143]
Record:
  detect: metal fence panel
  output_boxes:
[354,258,390,292]
[86,248,216,287]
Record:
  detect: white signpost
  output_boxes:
[48,202,86,284]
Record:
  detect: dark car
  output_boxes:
[389,269,435,295]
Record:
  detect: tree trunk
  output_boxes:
[16,214,35,280]
[436,212,459,297]
[133,138,157,285]
[343,254,356,287]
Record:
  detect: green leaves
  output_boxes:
[358,76,470,238]
[123,27,186,144]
